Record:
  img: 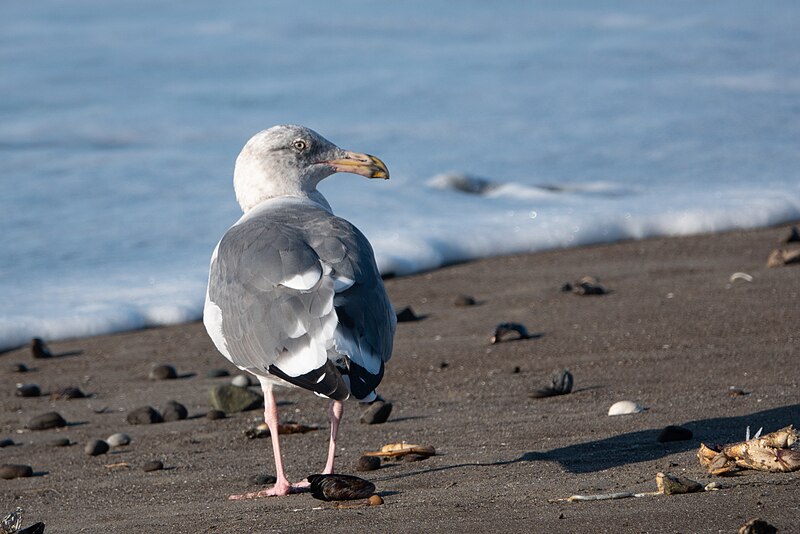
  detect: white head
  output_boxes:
[233,125,389,212]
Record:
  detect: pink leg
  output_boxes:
[229,379,309,499]
[322,400,343,474]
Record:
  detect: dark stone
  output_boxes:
[784,226,800,243]
[657,425,694,443]
[0,464,33,479]
[395,306,420,322]
[356,455,381,472]
[308,474,375,501]
[149,364,177,380]
[0,438,13,448]
[53,386,86,399]
[205,368,231,378]
[512,366,521,374]
[27,411,67,430]
[11,362,28,373]
[84,439,110,456]
[142,460,164,472]
[560,282,573,292]
[360,400,392,425]
[31,338,52,359]
[454,294,476,307]
[206,409,226,420]
[249,473,277,486]
[490,322,530,344]
[126,406,163,425]
[573,281,607,295]
[162,400,188,422]
[208,385,262,413]
[15,383,41,397]
[739,518,777,534]
[49,437,71,447]
[530,369,573,398]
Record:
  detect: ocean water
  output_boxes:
[1,1,799,351]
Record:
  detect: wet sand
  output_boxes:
[1,223,799,533]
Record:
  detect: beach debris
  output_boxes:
[608,400,644,416]
[529,368,574,398]
[308,474,376,501]
[249,473,278,486]
[395,306,421,322]
[142,460,164,472]
[1,508,23,534]
[0,465,33,480]
[10,363,28,373]
[490,322,530,344]
[148,364,177,380]
[428,172,497,195]
[783,226,800,243]
[84,439,110,456]
[205,368,231,378]
[0,439,13,448]
[106,433,131,447]
[356,455,381,472]
[729,272,753,283]
[655,472,702,495]
[728,387,749,397]
[332,494,384,509]
[30,338,52,359]
[126,406,163,425]
[550,472,707,503]
[454,294,476,307]
[27,411,66,431]
[767,247,800,267]
[209,384,262,413]
[363,442,436,459]
[162,400,188,422]
[244,422,318,439]
[51,386,86,400]
[231,374,253,387]
[657,425,693,443]
[738,518,777,534]
[697,425,800,475]
[15,384,41,398]
[563,276,608,296]
[206,409,226,420]
[360,399,392,425]
[48,437,70,447]
[103,462,131,469]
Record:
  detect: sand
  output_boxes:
[1,224,799,533]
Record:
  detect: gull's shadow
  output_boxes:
[54,350,83,358]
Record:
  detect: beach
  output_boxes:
[1,223,799,533]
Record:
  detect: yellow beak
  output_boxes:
[324,151,390,180]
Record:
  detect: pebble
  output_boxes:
[356,455,381,472]
[308,474,376,501]
[162,400,188,422]
[142,460,164,472]
[360,400,392,425]
[84,439,110,456]
[208,385,262,413]
[395,306,421,322]
[530,369,574,398]
[126,406,164,425]
[31,337,53,359]
[0,464,34,479]
[728,387,749,397]
[784,226,800,244]
[106,433,131,447]
[11,362,28,373]
[608,400,644,416]
[205,368,230,378]
[249,473,278,485]
[149,364,177,380]
[53,386,86,400]
[231,374,252,388]
[490,322,530,344]
[27,411,67,430]
[368,495,384,506]
[454,294,476,307]
[206,409,226,420]
[657,425,693,443]
[738,518,777,534]
[49,437,71,447]
[0,438,14,448]
[15,383,41,397]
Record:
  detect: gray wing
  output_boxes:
[206,203,395,401]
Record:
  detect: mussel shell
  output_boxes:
[307,474,376,501]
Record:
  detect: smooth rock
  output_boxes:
[27,411,67,430]
[0,438,14,448]
[205,368,230,378]
[608,400,644,416]
[106,433,131,447]
[360,400,392,425]
[0,464,33,479]
[395,306,420,322]
[657,425,693,443]
[530,369,574,398]
[49,437,71,447]
[84,439,109,456]
[454,294,476,307]
[162,400,188,422]
[126,406,163,425]
[231,374,252,388]
[142,460,164,472]
[356,455,381,472]
[31,338,52,359]
[15,383,41,397]
[208,385,262,413]
[11,362,28,373]
[249,473,278,485]
[149,364,177,380]
[53,386,86,399]
[206,409,226,420]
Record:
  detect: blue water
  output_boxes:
[1,1,799,350]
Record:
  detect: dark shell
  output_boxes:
[307,474,376,501]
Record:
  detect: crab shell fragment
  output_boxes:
[698,425,800,474]
[362,442,436,458]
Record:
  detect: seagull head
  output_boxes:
[233,125,389,212]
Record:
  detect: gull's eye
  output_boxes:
[292,139,308,151]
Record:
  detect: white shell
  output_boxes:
[106,432,131,447]
[608,400,644,416]
[231,374,252,388]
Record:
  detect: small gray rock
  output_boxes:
[149,364,177,380]
[208,385,262,413]
[162,400,188,422]
[356,455,381,472]
[28,411,67,430]
[206,409,226,420]
[11,362,28,373]
[142,460,164,472]
[360,400,392,425]
[205,368,230,378]
[15,383,41,397]
[231,374,252,388]
[454,294,476,307]
[49,437,71,447]
[84,439,109,456]
[0,464,33,479]
[249,473,277,485]
[126,406,163,425]
[106,432,131,447]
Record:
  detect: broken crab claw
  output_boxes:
[698,425,800,475]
